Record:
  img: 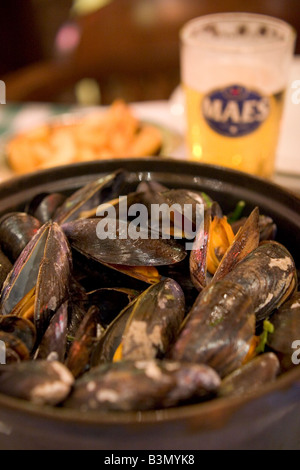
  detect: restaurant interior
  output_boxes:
[3,0,300,104]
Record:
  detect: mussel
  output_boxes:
[64,360,220,411]
[92,186,208,242]
[66,306,104,378]
[0,331,30,363]
[136,179,168,194]
[0,249,12,291]
[152,189,209,239]
[72,250,159,291]
[189,207,211,291]
[91,299,137,364]
[159,257,199,314]
[0,222,72,335]
[0,212,41,262]
[113,278,185,361]
[218,353,280,398]
[63,277,88,354]
[223,241,297,322]
[170,281,256,377]
[63,218,186,266]
[190,207,259,291]
[87,287,139,327]
[63,218,186,284]
[231,214,277,242]
[35,301,68,362]
[0,315,36,354]
[27,192,66,224]
[267,292,300,371]
[92,278,185,364]
[0,360,74,405]
[212,207,260,283]
[53,169,126,224]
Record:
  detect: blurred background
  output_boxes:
[2,0,300,105]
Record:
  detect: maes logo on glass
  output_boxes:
[202,85,270,137]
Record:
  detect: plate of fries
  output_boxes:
[3,100,183,176]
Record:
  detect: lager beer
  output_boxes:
[180,13,296,177]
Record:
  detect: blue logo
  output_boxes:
[202,85,270,137]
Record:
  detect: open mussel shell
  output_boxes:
[231,214,277,242]
[189,207,210,291]
[72,249,160,291]
[0,316,36,354]
[190,207,260,292]
[91,279,185,364]
[142,188,209,241]
[258,216,277,241]
[267,292,300,370]
[91,192,145,221]
[136,183,205,211]
[35,301,68,362]
[26,192,66,224]
[91,299,138,365]
[170,281,256,378]
[0,249,12,291]
[63,218,186,267]
[119,278,185,361]
[160,259,199,314]
[65,306,104,378]
[64,277,88,354]
[223,241,297,323]
[53,169,126,224]
[63,360,220,412]
[0,360,74,405]
[106,264,161,285]
[218,353,280,398]
[212,207,260,283]
[96,186,208,239]
[0,212,41,262]
[160,189,210,207]
[0,222,72,335]
[0,331,30,363]
[66,303,86,354]
[156,189,209,237]
[87,287,139,328]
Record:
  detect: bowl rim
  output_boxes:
[0,156,299,197]
[0,358,299,428]
[0,157,300,429]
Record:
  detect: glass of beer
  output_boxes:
[180,13,296,177]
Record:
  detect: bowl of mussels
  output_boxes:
[0,158,299,450]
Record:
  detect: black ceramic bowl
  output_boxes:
[0,158,300,450]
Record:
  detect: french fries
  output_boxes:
[7,100,163,174]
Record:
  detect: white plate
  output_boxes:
[0,104,184,181]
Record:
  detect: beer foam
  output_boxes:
[181,13,294,95]
[181,60,288,95]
